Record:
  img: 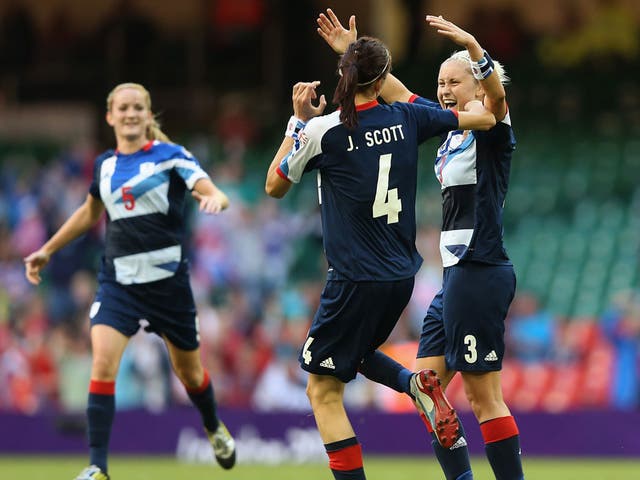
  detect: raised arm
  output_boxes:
[266,81,326,199]
[24,194,104,285]
[316,8,414,104]
[426,15,507,121]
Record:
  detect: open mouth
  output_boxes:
[443,100,457,110]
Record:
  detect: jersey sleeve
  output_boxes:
[408,103,459,143]
[476,110,516,151]
[277,118,324,184]
[408,94,441,110]
[89,150,114,199]
[171,146,210,190]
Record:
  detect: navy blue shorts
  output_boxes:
[89,275,199,351]
[299,269,415,383]
[417,262,515,371]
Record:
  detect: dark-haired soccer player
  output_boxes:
[266,34,495,480]
[317,9,524,480]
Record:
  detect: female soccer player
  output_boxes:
[317,10,524,480]
[265,35,495,480]
[24,83,236,480]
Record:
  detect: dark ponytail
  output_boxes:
[333,37,391,130]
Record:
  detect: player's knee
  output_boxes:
[465,392,506,421]
[306,381,341,409]
[174,366,203,388]
[91,356,118,380]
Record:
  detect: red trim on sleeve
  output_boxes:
[450,109,459,118]
[276,167,292,182]
[186,370,210,394]
[480,416,519,444]
[89,380,115,395]
[328,443,363,471]
[408,94,419,103]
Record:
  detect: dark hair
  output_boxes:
[333,37,391,130]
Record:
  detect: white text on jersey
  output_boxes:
[346,124,406,151]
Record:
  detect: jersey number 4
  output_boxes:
[372,154,402,224]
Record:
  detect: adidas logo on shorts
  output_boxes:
[320,357,336,369]
[484,350,498,362]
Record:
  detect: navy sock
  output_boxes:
[325,437,366,480]
[186,370,219,432]
[430,422,473,480]
[481,416,524,480]
[87,380,115,473]
[359,350,413,395]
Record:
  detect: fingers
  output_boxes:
[316,94,327,114]
[349,15,357,33]
[24,262,41,285]
[198,197,222,214]
[326,8,343,29]
[317,13,332,33]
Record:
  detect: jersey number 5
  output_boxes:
[372,153,402,224]
[122,186,135,210]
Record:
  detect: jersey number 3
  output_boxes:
[372,153,402,224]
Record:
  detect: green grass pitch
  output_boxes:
[1,455,638,479]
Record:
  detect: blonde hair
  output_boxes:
[446,51,510,85]
[106,83,171,142]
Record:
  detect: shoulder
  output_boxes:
[94,149,116,166]
[305,110,342,138]
[150,141,197,161]
[477,111,516,146]
[404,95,441,109]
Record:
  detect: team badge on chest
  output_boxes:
[140,162,155,176]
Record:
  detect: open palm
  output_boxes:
[316,8,357,54]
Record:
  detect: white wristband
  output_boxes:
[285,115,307,138]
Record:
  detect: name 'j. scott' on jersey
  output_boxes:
[89,140,209,285]
[277,100,458,281]
[432,105,516,267]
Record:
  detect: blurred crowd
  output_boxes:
[1,138,640,416]
[1,0,640,416]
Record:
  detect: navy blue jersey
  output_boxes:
[278,100,458,281]
[89,140,209,286]
[412,96,516,266]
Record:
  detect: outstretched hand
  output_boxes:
[191,190,224,214]
[24,250,50,285]
[292,81,326,122]
[426,15,476,49]
[317,8,357,55]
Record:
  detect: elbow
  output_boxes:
[478,114,497,131]
[485,115,497,130]
[265,182,284,199]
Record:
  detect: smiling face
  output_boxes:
[106,86,153,147]
[437,59,483,111]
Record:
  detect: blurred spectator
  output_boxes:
[601,290,640,409]
[116,332,172,412]
[506,292,558,363]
